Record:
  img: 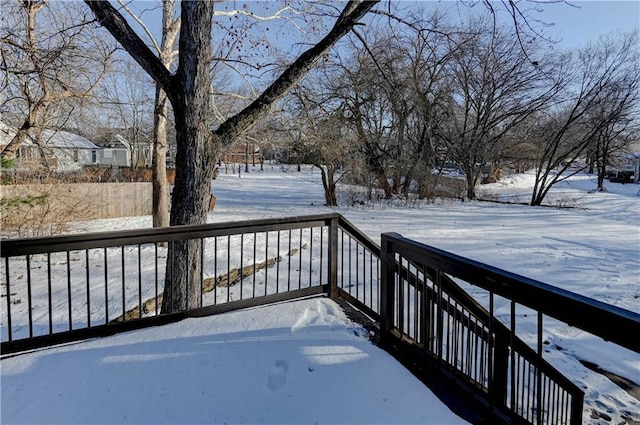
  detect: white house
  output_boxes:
[1,123,154,171]
[0,122,99,171]
[96,133,152,168]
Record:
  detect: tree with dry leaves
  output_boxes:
[0,0,114,161]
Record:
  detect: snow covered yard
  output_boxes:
[2,165,639,424]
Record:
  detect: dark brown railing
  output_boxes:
[376,232,640,425]
[0,214,382,353]
[2,214,638,425]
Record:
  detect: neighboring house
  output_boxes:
[0,122,99,171]
[222,142,261,165]
[95,133,152,168]
[620,151,640,184]
[606,144,640,184]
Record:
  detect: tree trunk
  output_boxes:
[318,165,338,206]
[587,150,595,174]
[596,153,607,191]
[152,84,170,228]
[377,172,392,199]
[161,1,215,313]
[465,174,476,200]
[596,172,606,191]
[1,100,50,159]
[1,121,32,160]
[595,141,609,191]
[151,0,178,229]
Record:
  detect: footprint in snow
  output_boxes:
[267,359,288,391]
[291,307,317,332]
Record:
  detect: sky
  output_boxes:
[83,0,639,130]
[428,0,639,49]
[120,1,640,55]
[532,0,640,47]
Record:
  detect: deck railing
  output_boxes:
[2,214,639,425]
[376,232,639,425]
[0,214,381,354]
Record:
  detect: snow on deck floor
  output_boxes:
[1,297,467,424]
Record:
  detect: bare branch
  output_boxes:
[214,6,305,33]
[215,0,379,144]
[84,0,173,95]
[115,0,162,54]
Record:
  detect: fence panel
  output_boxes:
[334,216,381,320]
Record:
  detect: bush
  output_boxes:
[0,184,90,238]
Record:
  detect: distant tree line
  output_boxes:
[272,14,639,206]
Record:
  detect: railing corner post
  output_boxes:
[571,389,584,425]
[380,233,397,346]
[328,217,339,300]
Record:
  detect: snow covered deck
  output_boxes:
[1,297,466,424]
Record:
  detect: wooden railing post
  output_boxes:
[570,390,584,425]
[327,217,339,300]
[380,233,398,345]
[491,332,509,410]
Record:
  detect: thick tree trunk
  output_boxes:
[465,174,476,200]
[596,173,606,191]
[161,1,215,313]
[596,150,608,191]
[1,122,32,159]
[377,172,392,199]
[596,161,607,191]
[319,166,338,206]
[1,99,50,159]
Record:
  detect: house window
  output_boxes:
[91,150,97,163]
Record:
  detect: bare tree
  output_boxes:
[437,18,561,200]
[331,44,398,199]
[98,56,154,166]
[116,1,334,227]
[85,0,378,312]
[529,31,639,205]
[0,0,114,160]
[588,35,640,191]
[279,87,355,206]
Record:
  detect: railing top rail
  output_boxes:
[1,213,342,257]
[382,232,640,354]
[337,215,381,257]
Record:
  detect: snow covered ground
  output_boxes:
[2,164,639,424]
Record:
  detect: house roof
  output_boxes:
[93,128,152,149]
[0,122,99,150]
